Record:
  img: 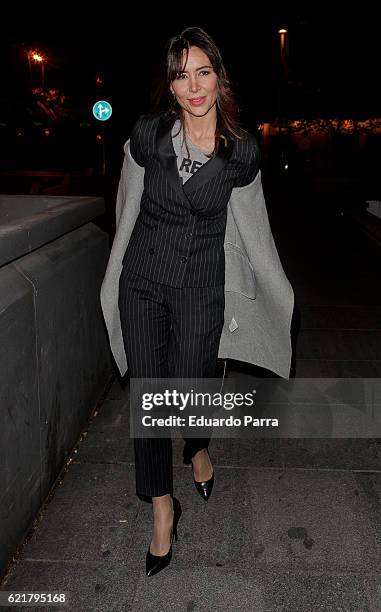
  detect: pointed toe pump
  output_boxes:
[194,471,215,501]
[192,449,215,502]
[145,497,182,577]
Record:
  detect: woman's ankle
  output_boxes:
[191,448,209,463]
[152,494,173,516]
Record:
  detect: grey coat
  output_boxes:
[100,139,295,379]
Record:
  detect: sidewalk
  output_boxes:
[1,192,381,610]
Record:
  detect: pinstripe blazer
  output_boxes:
[121,111,261,287]
[100,113,295,379]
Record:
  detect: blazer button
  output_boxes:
[185,232,191,238]
[149,248,154,255]
[181,256,187,263]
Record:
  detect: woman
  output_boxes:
[100,26,294,577]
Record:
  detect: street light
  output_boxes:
[278,28,289,81]
[277,28,289,177]
[27,49,47,88]
[277,27,289,130]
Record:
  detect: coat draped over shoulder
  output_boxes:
[100,140,144,377]
[100,137,294,380]
[221,171,294,378]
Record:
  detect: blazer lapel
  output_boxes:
[156,112,184,202]
[156,111,234,208]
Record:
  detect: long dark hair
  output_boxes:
[150,26,249,157]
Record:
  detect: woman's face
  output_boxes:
[170,46,218,117]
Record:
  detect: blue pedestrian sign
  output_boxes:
[93,100,112,121]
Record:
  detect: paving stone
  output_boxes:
[1,560,138,612]
[246,468,380,571]
[281,438,381,470]
[130,567,373,612]
[19,463,139,564]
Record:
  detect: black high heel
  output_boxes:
[145,496,182,577]
[192,448,215,502]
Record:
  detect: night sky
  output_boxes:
[1,9,379,171]
[2,11,380,115]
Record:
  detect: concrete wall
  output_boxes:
[0,195,114,576]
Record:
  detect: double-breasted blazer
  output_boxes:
[121,111,262,288]
[100,111,295,379]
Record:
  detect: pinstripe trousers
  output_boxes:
[118,265,225,498]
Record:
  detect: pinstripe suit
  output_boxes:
[118,110,260,497]
[122,111,260,287]
[118,268,224,497]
